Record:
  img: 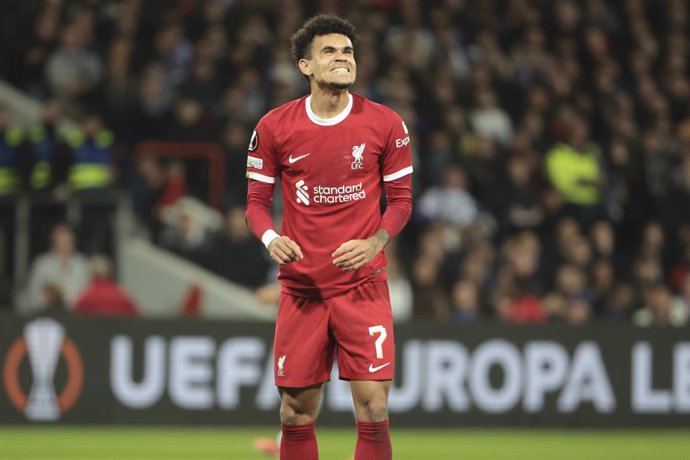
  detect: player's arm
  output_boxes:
[332,174,412,271]
[333,113,413,271]
[246,180,303,264]
[245,122,303,265]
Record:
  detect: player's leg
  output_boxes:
[273,293,335,460]
[278,384,323,460]
[330,281,395,460]
[279,383,323,425]
[254,388,328,457]
[350,379,392,422]
[350,380,392,460]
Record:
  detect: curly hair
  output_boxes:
[290,14,358,64]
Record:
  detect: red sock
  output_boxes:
[280,422,318,460]
[354,419,392,460]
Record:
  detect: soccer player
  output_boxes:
[245,14,413,460]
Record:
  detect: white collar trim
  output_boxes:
[305,94,353,126]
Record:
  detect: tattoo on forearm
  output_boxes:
[373,229,390,252]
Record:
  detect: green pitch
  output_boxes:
[1,427,689,460]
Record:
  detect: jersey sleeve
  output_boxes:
[381,113,414,182]
[246,117,279,184]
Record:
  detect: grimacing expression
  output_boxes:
[300,33,356,90]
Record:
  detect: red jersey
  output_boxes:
[246,93,413,299]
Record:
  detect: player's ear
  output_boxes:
[298,59,312,78]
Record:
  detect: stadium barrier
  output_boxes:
[120,237,277,320]
[1,313,689,427]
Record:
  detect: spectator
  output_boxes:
[46,21,103,112]
[673,272,690,320]
[104,36,136,135]
[210,206,271,288]
[155,160,187,216]
[385,243,413,323]
[158,204,213,268]
[4,0,62,99]
[0,105,24,196]
[130,156,165,233]
[23,223,89,314]
[545,115,606,228]
[601,283,635,321]
[411,254,449,320]
[591,258,615,313]
[73,254,138,317]
[154,23,193,86]
[451,279,481,323]
[470,86,514,148]
[544,264,591,320]
[127,62,175,142]
[27,100,63,193]
[63,114,114,192]
[417,164,479,230]
[179,59,222,110]
[39,282,67,314]
[589,219,617,260]
[495,285,549,324]
[564,297,593,325]
[488,154,545,237]
[633,283,688,326]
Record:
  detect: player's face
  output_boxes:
[301,33,356,90]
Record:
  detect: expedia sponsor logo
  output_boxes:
[3,318,84,421]
[396,121,410,147]
[395,136,410,148]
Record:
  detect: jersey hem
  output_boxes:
[339,373,395,382]
[279,273,388,300]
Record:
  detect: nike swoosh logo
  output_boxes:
[288,153,310,164]
[368,362,391,373]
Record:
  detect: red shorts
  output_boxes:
[273,280,395,387]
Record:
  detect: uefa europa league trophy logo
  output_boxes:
[24,318,65,421]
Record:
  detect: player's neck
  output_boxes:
[308,89,350,119]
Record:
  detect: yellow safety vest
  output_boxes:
[69,163,111,190]
[29,125,52,190]
[0,167,19,194]
[545,142,601,205]
[0,125,24,194]
[65,129,114,191]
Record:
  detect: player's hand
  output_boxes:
[332,235,385,271]
[267,236,303,264]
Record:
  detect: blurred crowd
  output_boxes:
[1,0,690,325]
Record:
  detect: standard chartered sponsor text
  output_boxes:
[313,182,366,204]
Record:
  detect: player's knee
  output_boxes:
[366,400,389,422]
[357,398,389,422]
[280,399,317,426]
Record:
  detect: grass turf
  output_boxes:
[1,427,689,460]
